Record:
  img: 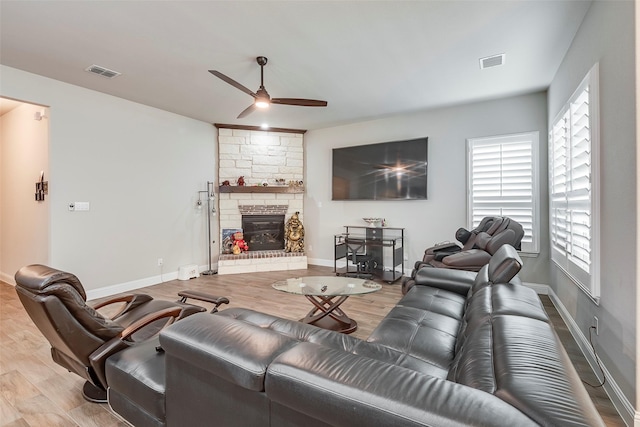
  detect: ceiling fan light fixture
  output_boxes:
[255,97,270,109]
[209,56,327,118]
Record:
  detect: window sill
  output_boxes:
[518,251,539,258]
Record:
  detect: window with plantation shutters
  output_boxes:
[467,132,539,254]
[549,63,600,299]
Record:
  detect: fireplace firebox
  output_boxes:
[242,215,285,251]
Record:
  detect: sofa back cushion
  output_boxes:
[455,281,549,359]
[447,318,496,392]
[366,304,462,378]
[450,315,604,426]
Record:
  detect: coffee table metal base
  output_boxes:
[300,294,357,334]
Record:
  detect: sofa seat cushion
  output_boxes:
[267,342,540,427]
[396,285,466,319]
[366,305,461,376]
[220,308,453,378]
[106,337,166,427]
[353,339,450,378]
[488,283,549,320]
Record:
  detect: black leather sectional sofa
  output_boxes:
[106,245,604,426]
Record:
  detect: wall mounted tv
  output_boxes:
[332,137,428,201]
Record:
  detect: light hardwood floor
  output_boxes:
[0,265,626,426]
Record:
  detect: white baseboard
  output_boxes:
[307,258,334,268]
[548,288,634,426]
[85,263,217,301]
[523,281,549,295]
[86,272,177,301]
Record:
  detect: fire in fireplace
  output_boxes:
[242,215,285,251]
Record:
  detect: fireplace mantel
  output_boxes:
[219,186,304,194]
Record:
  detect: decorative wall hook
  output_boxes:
[35,171,48,201]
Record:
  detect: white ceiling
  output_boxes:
[0,1,592,130]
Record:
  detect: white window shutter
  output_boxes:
[549,63,599,299]
[468,132,539,253]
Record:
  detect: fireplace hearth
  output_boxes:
[242,215,285,251]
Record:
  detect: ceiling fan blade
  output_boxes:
[208,70,256,98]
[237,104,257,119]
[271,98,328,107]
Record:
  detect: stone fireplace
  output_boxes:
[216,126,307,274]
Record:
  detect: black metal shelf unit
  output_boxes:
[334,226,404,283]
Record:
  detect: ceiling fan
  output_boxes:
[209,56,328,119]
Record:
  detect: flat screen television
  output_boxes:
[332,137,428,201]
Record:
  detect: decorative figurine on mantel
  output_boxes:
[237,176,245,186]
[285,211,305,253]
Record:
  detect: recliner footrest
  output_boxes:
[106,337,167,426]
[177,290,230,313]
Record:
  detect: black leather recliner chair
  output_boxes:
[418,216,524,271]
[14,264,220,402]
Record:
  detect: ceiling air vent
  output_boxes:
[85,64,121,79]
[479,54,505,70]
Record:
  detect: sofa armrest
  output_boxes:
[266,342,538,427]
[412,266,476,296]
[442,248,491,270]
[424,242,462,262]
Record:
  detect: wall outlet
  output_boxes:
[157,258,163,267]
[593,316,599,335]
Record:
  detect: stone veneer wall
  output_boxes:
[217,128,307,274]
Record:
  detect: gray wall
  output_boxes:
[0,66,218,294]
[547,0,637,406]
[304,91,549,285]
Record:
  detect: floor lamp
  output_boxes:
[197,181,217,275]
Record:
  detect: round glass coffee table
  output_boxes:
[272,276,382,334]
